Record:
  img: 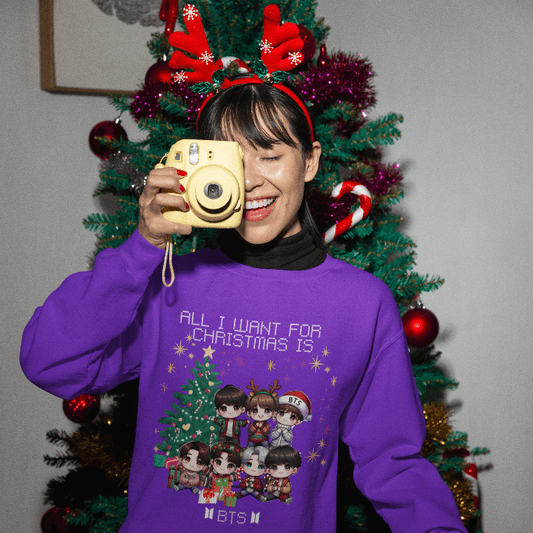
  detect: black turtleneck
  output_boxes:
[219,225,327,271]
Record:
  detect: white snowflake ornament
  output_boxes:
[288,51,303,65]
[183,4,198,20]
[260,39,274,54]
[200,51,214,64]
[172,71,188,84]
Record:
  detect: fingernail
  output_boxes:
[177,169,187,176]
[185,202,190,211]
[179,184,186,193]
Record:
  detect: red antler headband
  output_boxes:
[168,4,314,140]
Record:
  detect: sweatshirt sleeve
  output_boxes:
[20,230,165,400]
[339,287,468,533]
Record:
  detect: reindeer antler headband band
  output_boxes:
[168,4,314,140]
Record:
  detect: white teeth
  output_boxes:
[245,198,275,210]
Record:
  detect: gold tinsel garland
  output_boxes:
[421,401,451,456]
[71,422,132,488]
[422,402,478,525]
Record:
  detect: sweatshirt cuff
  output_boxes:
[115,229,166,280]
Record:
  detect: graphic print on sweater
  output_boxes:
[153,309,335,513]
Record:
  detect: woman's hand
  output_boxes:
[138,167,192,249]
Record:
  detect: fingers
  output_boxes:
[138,167,192,249]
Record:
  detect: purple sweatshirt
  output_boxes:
[21,230,467,533]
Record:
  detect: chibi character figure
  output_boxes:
[270,390,311,448]
[203,441,243,506]
[235,446,269,500]
[260,446,301,504]
[245,379,280,448]
[168,440,210,494]
[213,384,248,445]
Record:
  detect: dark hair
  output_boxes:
[179,440,210,466]
[197,81,324,248]
[214,384,246,409]
[210,446,242,468]
[265,446,302,469]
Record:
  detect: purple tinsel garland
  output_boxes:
[130,80,206,124]
[295,51,376,113]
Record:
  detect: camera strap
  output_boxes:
[162,235,175,287]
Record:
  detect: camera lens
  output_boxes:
[204,182,223,200]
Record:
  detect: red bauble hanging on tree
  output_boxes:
[402,307,440,348]
[41,507,77,533]
[88,119,128,160]
[144,59,177,86]
[62,394,100,424]
[297,24,316,66]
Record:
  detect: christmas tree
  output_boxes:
[41,1,488,532]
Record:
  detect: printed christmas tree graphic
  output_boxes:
[155,353,222,465]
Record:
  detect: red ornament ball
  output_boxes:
[297,25,316,67]
[41,507,76,533]
[62,394,100,424]
[402,307,440,348]
[89,120,128,160]
[144,60,177,86]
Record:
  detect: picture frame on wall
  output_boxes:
[39,0,165,95]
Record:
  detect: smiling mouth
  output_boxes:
[245,197,275,210]
[243,197,276,221]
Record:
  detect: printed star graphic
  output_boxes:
[174,341,188,357]
[268,360,276,371]
[188,353,195,360]
[186,333,193,343]
[321,460,326,466]
[168,363,175,373]
[306,448,320,463]
[161,383,168,392]
[203,345,215,359]
[310,356,324,372]
[284,374,290,384]
[331,376,337,387]
[318,439,326,449]
[322,347,331,357]
[325,367,331,373]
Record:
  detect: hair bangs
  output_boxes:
[217,92,298,150]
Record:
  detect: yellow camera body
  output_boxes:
[156,139,244,229]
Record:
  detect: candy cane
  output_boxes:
[323,181,372,244]
[194,399,203,414]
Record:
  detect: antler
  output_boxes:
[260,4,304,72]
[269,378,281,397]
[246,379,260,395]
[168,4,223,83]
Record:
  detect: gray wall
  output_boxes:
[2,0,532,531]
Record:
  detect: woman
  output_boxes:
[21,80,467,532]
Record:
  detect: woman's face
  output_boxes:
[229,131,321,245]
